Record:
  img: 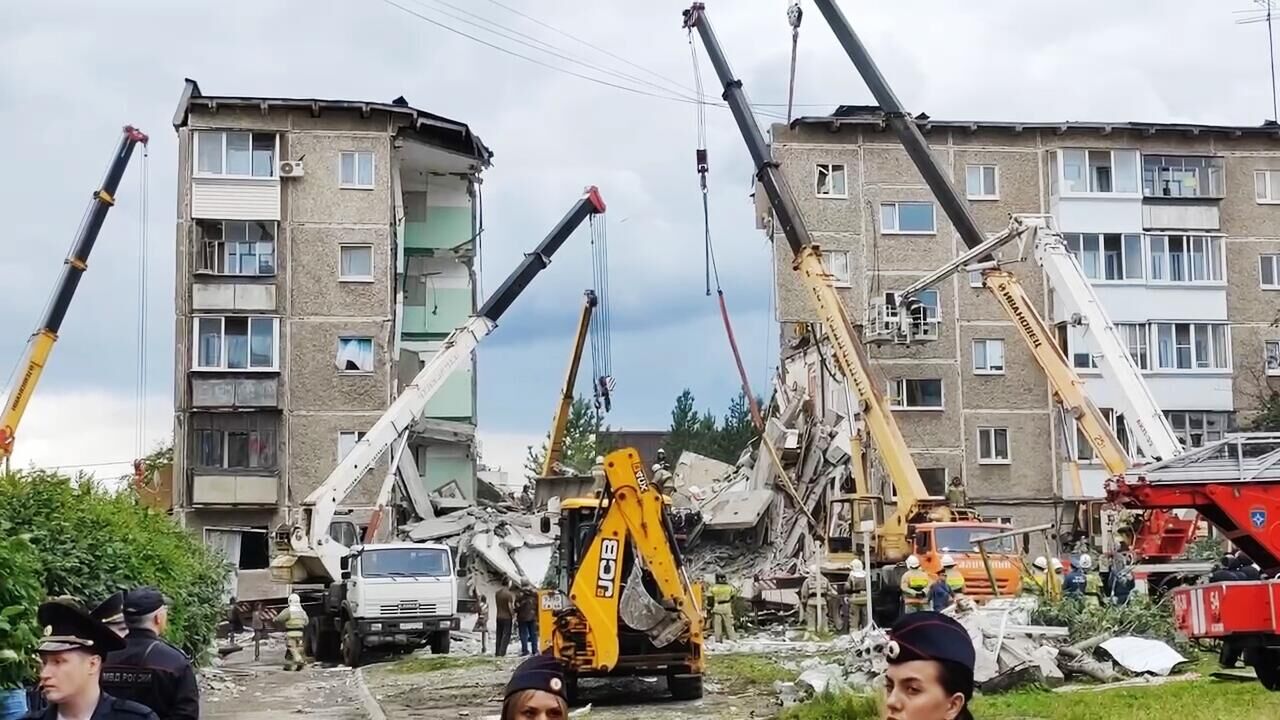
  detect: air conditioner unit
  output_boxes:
[278,160,305,177]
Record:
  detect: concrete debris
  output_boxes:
[673,451,734,492]
[1099,637,1188,677]
[796,663,848,696]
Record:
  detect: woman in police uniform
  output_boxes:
[500,655,568,720]
[882,611,976,720]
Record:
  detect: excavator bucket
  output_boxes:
[619,554,688,648]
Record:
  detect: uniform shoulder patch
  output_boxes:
[112,698,158,717]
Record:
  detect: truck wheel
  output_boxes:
[429,630,452,655]
[563,672,579,706]
[1251,649,1280,691]
[668,673,703,700]
[341,619,364,668]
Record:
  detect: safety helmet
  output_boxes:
[595,455,605,464]
[849,558,865,572]
[940,554,956,568]
[1033,556,1048,570]
[906,555,921,569]
[1051,558,1064,572]
[657,448,666,458]
[1078,554,1093,570]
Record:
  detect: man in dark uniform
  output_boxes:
[100,588,199,720]
[24,601,158,720]
[91,592,128,639]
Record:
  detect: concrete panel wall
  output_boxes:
[287,320,390,412]
[962,411,1053,501]
[1226,240,1280,323]
[878,362,961,449]
[290,225,391,317]
[958,323,1049,410]
[287,133,391,225]
[1231,323,1280,418]
[287,413,388,506]
[1219,155,1280,236]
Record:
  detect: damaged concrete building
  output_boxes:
[169,80,492,597]
[765,106,1280,539]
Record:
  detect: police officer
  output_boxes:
[91,592,128,639]
[100,588,199,720]
[24,601,157,720]
[883,611,976,720]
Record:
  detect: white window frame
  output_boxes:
[886,378,944,411]
[1153,322,1231,372]
[815,163,848,199]
[1064,232,1144,282]
[968,270,984,289]
[822,250,852,287]
[1266,340,1280,377]
[1058,148,1140,196]
[1255,169,1280,204]
[1142,154,1224,199]
[194,220,277,277]
[965,164,999,200]
[972,338,1006,375]
[1075,408,1139,464]
[1166,411,1233,448]
[1118,323,1150,371]
[336,337,375,374]
[1146,234,1225,285]
[339,150,376,189]
[338,244,375,282]
[880,201,936,234]
[338,431,367,461]
[191,316,280,372]
[194,130,278,179]
[1261,254,1280,290]
[977,427,1011,464]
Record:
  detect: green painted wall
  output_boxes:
[402,341,473,418]
[422,454,475,496]
[404,208,472,251]
[402,288,472,335]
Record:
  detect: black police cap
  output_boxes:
[885,611,976,671]
[123,587,167,618]
[92,590,126,625]
[504,654,567,700]
[37,601,126,656]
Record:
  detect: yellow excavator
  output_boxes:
[538,447,705,702]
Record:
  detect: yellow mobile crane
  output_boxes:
[1,126,149,461]
[540,289,598,478]
[683,6,1022,603]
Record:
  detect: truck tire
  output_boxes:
[428,630,451,655]
[309,619,341,663]
[668,673,703,700]
[563,672,579,706]
[1250,648,1280,691]
[341,619,364,668]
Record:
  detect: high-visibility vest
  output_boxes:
[945,568,965,593]
[902,570,930,604]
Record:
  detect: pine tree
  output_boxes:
[665,389,700,463]
[716,391,759,461]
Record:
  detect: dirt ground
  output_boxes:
[362,653,785,720]
[201,635,367,719]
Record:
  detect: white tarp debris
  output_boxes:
[796,663,847,696]
[1100,637,1188,676]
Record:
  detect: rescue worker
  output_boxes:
[654,448,670,473]
[708,573,738,642]
[1047,558,1065,599]
[799,566,830,635]
[847,559,869,632]
[883,612,976,720]
[899,555,930,615]
[942,555,965,597]
[24,601,158,720]
[274,594,308,671]
[100,587,199,720]
[589,456,607,495]
[926,573,953,612]
[1063,558,1087,599]
[91,591,128,639]
[651,449,674,493]
[1023,556,1049,597]
[945,476,967,509]
[1079,554,1103,607]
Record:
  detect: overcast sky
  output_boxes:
[1,0,1275,479]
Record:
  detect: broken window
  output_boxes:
[815,163,847,197]
[336,337,374,373]
[339,244,373,280]
[192,316,277,370]
[919,468,947,497]
[195,220,275,276]
[887,378,943,410]
[972,338,1005,374]
[192,413,278,470]
[195,131,276,178]
[880,201,935,233]
[340,151,375,188]
[204,527,270,570]
[965,164,998,199]
[1265,340,1280,376]
[978,427,1010,463]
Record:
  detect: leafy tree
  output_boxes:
[1245,389,1280,432]
[0,532,41,689]
[525,395,608,478]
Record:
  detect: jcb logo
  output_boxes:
[596,539,620,598]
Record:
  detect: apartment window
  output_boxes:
[1166,411,1232,448]
[965,164,999,199]
[888,467,948,502]
[1076,409,1136,463]
[194,316,278,370]
[968,270,984,288]
[1266,340,1280,376]
[815,163,847,198]
[1154,322,1229,370]
[340,151,375,189]
[887,378,943,410]
[823,250,852,286]
[1063,233,1143,280]
[1142,155,1224,198]
[907,288,941,338]
[194,220,276,276]
[195,131,276,178]
[972,339,1005,374]
[880,201,936,233]
[1061,149,1138,194]
[336,337,374,373]
[338,431,367,461]
[1147,235,1223,283]
[1255,170,1280,202]
[1261,254,1280,289]
[192,413,278,470]
[1118,323,1150,371]
[978,427,1010,463]
[339,244,374,281]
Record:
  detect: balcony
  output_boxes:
[191,376,280,408]
[190,471,278,506]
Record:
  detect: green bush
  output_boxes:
[779,691,880,720]
[1031,595,1186,650]
[0,469,229,667]
[0,532,42,689]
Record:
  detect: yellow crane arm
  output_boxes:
[541,290,597,477]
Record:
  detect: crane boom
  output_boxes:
[541,289,598,477]
[0,126,149,460]
[683,4,933,554]
[286,186,607,583]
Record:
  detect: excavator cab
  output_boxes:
[824,494,884,567]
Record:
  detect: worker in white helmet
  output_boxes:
[1047,557,1065,599]
[847,559,869,631]
[1023,556,1049,597]
[900,555,930,614]
[941,554,965,595]
[1079,554,1103,606]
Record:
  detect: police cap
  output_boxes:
[92,590,126,625]
[36,601,126,656]
[123,587,167,618]
[504,654,567,700]
[884,611,975,672]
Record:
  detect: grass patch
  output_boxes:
[706,654,794,694]
[385,655,499,675]
[778,692,879,720]
[974,677,1280,719]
